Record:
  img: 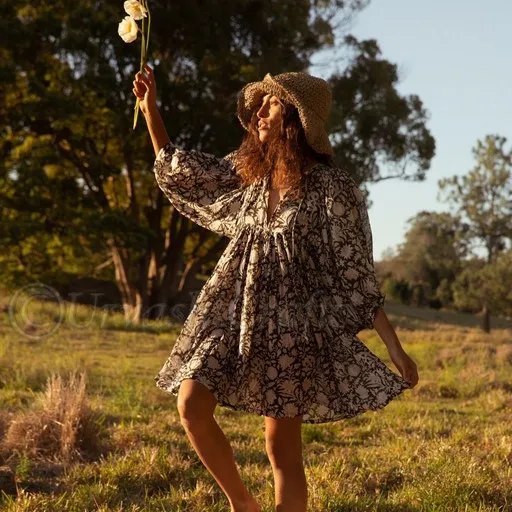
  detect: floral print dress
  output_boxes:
[153,141,410,424]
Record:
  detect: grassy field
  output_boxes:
[0,294,511,511]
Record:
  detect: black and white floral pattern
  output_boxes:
[153,141,410,423]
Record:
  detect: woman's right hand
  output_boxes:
[389,346,419,388]
[133,63,157,116]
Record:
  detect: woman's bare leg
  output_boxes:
[177,378,260,512]
[264,414,307,511]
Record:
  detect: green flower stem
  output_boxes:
[133,2,150,130]
[145,0,151,57]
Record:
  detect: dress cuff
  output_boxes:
[155,141,177,162]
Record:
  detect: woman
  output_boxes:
[133,64,419,512]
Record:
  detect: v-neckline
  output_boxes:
[263,163,323,228]
[264,174,290,228]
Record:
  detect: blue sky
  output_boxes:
[310,0,512,261]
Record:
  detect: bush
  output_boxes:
[1,370,109,463]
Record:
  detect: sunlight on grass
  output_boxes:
[0,294,510,511]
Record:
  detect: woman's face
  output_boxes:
[256,93,283,143]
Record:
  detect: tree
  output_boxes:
[327,36,435,191]
[438,135,512,332]
[1,0,435,322]
[390,210,469,306]
[381,277,411,305]
[452,252,512,324]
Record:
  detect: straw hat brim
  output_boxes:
[237,74,334,156]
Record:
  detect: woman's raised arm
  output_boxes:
[144,107,171,157]
[133,63,170,156]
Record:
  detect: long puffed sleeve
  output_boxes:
[323,169,385,334]
[153,141,245,239]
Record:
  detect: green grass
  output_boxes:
[0,295,511,511]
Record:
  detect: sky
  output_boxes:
[309,0,512,261]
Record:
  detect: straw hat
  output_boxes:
[237,71,334,156]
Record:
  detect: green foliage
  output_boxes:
[382,277,411,304]
[452,253,512,317]
[437,135,512,326]
[435,278,454,307]
[1,0,435,321]
[393,211,467,304]
[328,35,436,186]
[438,135,512,265]
[14,450,32,481]
[384,135,512,325]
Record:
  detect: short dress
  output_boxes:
[153,141,410,424]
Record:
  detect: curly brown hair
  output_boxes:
[233,99,335,199]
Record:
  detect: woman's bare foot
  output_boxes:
[246,496,261,512]
[230,495,261,512]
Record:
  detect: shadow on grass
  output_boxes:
[330,503,419,512]
[102,322,178,334]
[385,302,512,331]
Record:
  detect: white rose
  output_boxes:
[118,15,139,43]
[124,0,147,20]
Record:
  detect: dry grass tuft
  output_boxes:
[2,370,108,463]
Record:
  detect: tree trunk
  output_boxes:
[482,304,491,333]
[153,214,188,318]
[107,238,144,324]
[106,207,225,323]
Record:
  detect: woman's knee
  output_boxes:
[177,378,217,426]
[264,415,303,467]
